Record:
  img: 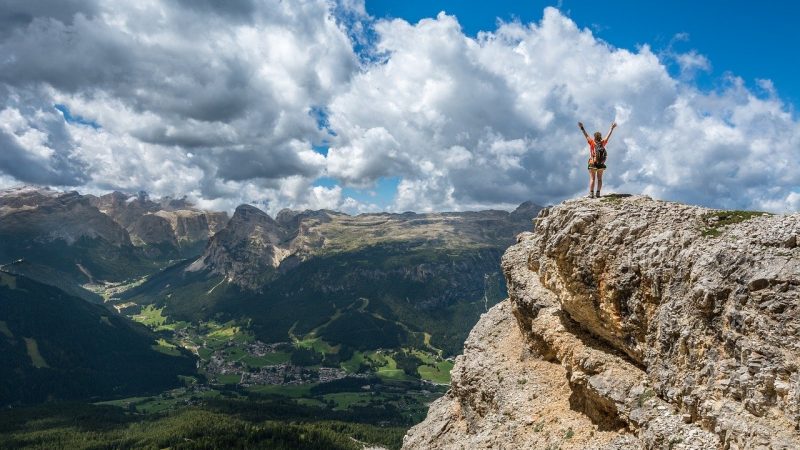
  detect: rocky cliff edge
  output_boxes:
[404,195,800,449]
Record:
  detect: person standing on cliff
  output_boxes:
[578,121,617,198]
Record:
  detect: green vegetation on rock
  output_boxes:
[701,210,771,237]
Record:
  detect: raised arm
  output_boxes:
[578,122,590,141]
[604,122,617,143]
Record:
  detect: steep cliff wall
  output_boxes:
[89,191,228,255]
[405,195,799,449]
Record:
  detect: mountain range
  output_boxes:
[0,186,227,289]
[0,185,541,406]
[121,199,540,355]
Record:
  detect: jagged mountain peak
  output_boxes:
[88,190,228,257]
[231,203,275,223]
[189,203,290,287]
[510,199,543,218]
[227,205,285,244]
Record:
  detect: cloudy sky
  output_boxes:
[1,0,798,214]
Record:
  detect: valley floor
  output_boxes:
[0,283,456,450]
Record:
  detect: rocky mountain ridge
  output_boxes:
[0,186,149,283]
[0,186,228,283]
[189,201,542,290]
[88,190,228,257]
[0,186,131,246]
[404,195,799,449]
[0,187,228,254]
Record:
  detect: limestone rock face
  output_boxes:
[88,191,151,230]
[130,214,178,247]
[89,191,228,254]
[0,186,131,246]
[190,204,291,288]
[153,209,228,245]
[405,195,800,449]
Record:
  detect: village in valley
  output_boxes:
[97,299,450,421]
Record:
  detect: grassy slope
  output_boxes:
[122,244,506,356]
[0,234,164,283]
[0,271,197,406]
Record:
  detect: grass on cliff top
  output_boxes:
[701,210,772,237]
[599,193,633,203]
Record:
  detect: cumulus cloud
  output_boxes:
[675,50,711,77]
[328,9,674,210]
[0,0,361,213]
[0,3,798,213]
[327,8,800,212]
[0,86,88,185]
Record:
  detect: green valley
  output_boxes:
[0,187,540,448]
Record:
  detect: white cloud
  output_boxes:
[0,0,358,212]
[326,7,800,212]
[0,3,798,213]
[326,127,408,185]
[675,50,711,76]
[0,107,55,160]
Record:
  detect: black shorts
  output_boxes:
[588,162,606,170]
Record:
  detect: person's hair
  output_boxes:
[594,131,602,141]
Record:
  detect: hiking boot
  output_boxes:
[595,191,601,198]
[587,192,594,199]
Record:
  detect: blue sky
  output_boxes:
[367,0,800,109]
[54,104,100,129]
